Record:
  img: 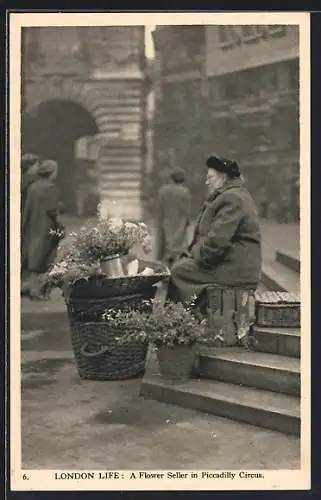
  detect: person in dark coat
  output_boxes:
[155,167,192,267]
[22,159,65,300]
[167,155,262,301]
[21,154,40,283]
[21,154,40,211]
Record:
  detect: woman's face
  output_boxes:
[205,168,226,193]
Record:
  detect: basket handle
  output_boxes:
[80,343,110,358]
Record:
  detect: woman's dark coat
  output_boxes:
[22,178,60,273]
[169,178,262,300]
[21,171,38,275]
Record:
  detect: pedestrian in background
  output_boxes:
[22,159,65,300]
[155,167,192,268]
[21,153,40,285]
[21,153,40,211]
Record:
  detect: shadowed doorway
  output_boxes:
[22,99,99,214]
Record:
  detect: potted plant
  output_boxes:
[46,214,152,288]
[112,298,208,380]
[44,215,170,381]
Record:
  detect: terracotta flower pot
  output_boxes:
[156,343,197,380]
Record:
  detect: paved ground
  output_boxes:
[21,354,300,470]
[19,217,300,470]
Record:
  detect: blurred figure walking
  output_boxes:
[21,159,65,300]
[21,154,40,285]
[155,167,192,268]
[21,153,40,211]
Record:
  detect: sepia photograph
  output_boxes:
[10,11,310,491]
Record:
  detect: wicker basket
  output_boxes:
[65,293,151,380]
[68,259,170,299]
[255,291,300,328]
[70,322,148,381]
[64,259,170,381]
[66,293,152,323]
[156,344,197,380]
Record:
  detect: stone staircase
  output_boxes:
[140,248,301,437]
[262,248,300,293]
[95,80,146,221]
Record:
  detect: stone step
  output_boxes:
[99,140,142,150]
[99,203,142,220]
[276,249,300,274]
[95,114,142,125]
[140,374,300,436]
[100,156,141,165]
[252,325,300,358]
[100,187,141,197]
[100,172,141,182]
[100,168,142,178]
[195,347,300,396]
[94,102,142,112]
[100,178,141,191]
[261,260,300,293]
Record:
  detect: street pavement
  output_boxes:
[19,217,300,470]
[21,357,300,470]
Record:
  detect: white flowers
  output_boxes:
[124,221,138,231]
[109,217,124,231]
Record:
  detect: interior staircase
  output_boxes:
[140,248,301,436]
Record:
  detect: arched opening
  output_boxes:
[22,99,99,214]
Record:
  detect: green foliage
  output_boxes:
[102,298,208,348]
[46,216,151,287]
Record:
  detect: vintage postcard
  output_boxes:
[9,11,310,491]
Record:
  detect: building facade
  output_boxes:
[205,25,299,222]
[152,24,299,222]
[151,26,207,217]
[22,26,147,219]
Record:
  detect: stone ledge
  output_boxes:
[140,374,300,436]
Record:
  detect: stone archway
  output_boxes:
[24,77,106,130]
[22,98,99,214]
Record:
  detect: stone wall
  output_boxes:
[22,27,147,220]
[151,25,300,222]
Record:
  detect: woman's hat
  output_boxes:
[21,153,39,173]
[171,167,185,183]
[206,155,240,178]
[38,159,58,177]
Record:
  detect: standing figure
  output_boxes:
[22,160,64,300]
[167,155,262,302]
[21,153,40,211]
[155,167,192,267]
[21,154,40,285]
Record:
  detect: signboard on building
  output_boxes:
[205,24,299,76]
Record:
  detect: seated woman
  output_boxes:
[167,155,262,302]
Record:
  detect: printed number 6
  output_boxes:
[22,474,29,480]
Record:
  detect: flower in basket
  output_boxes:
[103,298,208,349]
[45,216,153,287]
[45,228,98,286]
[101,298,209,380]
[75,217,150,263]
